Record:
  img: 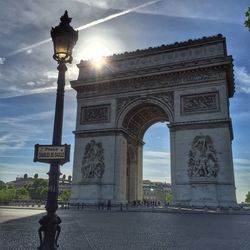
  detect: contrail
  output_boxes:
[5,0,161,57]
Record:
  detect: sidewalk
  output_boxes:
[1,208,250,250]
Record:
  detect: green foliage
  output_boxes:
[0,178,50,202]
[0,187,16,203]
[245,191,250,203]
[0,180,6,190]
[39,187,48,200]
[26,179,48,200]
[245,7,250,30]
[15,187,30,200]
[59,189,71,201]
[166,192,173,203]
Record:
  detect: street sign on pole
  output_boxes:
[34,144,70,165]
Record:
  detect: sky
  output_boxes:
[0,0,249,202]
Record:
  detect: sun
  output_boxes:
[79,38,111,68]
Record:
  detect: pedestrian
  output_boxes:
[107,200,111,211]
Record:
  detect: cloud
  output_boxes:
[235,66,250,94]
[0,162,49,182]
[234,158,250,166]
[78,0,244,24]
[144,150,170,158]
[143,150,171,181]
[0,110,55,152]
[5,0,161,58]
[0,57,5,64]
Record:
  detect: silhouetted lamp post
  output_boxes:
[37,11,78,250]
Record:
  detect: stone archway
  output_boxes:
[118,99,171,202]
[70,34,237,207]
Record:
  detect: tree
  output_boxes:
[0,187,16,203]
[34,173,38,179]
[245,7,250,30]
[26,179,48,200]
[59,190,71,201]
[0,180,6,190]
[15,187,30,200]
[39,187,48,200]
[62,174,66,183]
[166,192,173,203]
[245,191,250,203]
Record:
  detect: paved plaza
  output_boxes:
[1,207,250,250]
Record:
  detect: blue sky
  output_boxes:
[0,0,249,202]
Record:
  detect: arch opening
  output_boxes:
[122,103,170,140]
[142,122,171,204]
[122,103,171,203]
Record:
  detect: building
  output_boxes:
[6,173,72,193]
[7,174,35,188]
[143,180,172,203]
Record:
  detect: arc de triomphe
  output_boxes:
[70,34,237,207]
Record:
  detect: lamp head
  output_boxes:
[51,11,78,63]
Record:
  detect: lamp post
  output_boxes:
[37,11,78,250]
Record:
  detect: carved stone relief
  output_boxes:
[116,96,140,117]
[78,41,224,80]
[188,135,218,177]
[181,92,219,115]
[76,67,226,98]
[81,105,110,124]
[116,92,174,118]
[81,140,105,179]
[151,92,174,110]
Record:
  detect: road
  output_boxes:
[1,207,250,249]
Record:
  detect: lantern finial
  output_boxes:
[60,10,72,24]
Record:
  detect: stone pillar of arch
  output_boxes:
[70,34,237,207]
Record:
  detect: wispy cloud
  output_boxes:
[5,0,161,58]
[234,158,250,166]
[144,150,170,158]
[0,111,54,152]
[143,150,170,182]
[0,57,5,64]
[235,66,250,94]
[81,0,244,24]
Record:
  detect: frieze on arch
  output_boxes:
[81,104,110,124]
[181,92,220,115]
[75,67,227,98]
[77,35,225,81]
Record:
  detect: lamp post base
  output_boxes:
[38,214,61,250]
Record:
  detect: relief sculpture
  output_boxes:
[81,140,105,179]
[188,135,218,177]
[182,92,219,114]
[81,105,110,124]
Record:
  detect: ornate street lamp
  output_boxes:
[37,11,78,250]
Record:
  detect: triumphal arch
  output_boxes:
[70,34,237,207]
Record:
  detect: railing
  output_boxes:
[1,200,249,214]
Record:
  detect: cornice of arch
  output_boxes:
[72,63,234,99]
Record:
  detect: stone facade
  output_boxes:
[70,34,237,207]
